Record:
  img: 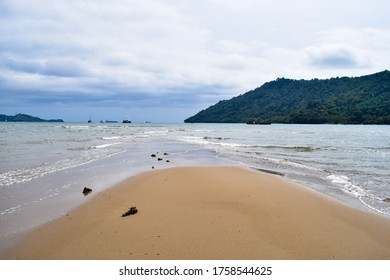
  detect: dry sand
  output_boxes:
[2,166,390,260]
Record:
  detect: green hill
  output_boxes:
[184,70,390,124]
[0,113,64,122]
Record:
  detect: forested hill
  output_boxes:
[0,113,64,122]
[184,70,390,124]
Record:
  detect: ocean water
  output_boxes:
[0,122,389,251]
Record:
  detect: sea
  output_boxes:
[0,122,389,251]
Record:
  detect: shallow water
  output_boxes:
[172,123,390,216]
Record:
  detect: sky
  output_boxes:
[1,0,389,123]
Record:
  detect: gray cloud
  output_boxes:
[1,56,89,77]
[309,47,362,68]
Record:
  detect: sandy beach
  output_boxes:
[2,166,390,260]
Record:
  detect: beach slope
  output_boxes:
[2,166,390,259]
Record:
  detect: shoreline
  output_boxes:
[2,166,390,260]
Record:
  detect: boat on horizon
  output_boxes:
[122,119,132,123]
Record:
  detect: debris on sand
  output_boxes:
[121,206,138,217]
[82,187,92,196]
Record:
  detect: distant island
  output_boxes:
[185,70,390,124]
[0,113,64,123]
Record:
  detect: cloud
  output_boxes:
[0,0,231,95]
[1,56,89,77]
[307,45,367,68]
[304,27,390,73]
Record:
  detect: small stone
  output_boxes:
[82,187,92,196]
[383,198,390,202]
[151,154,156,157]
[157,158,163,161]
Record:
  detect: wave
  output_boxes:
[257,156,323,172]
[326,174,367,198]
[24,140,53,145]
[203,136,230,140]
[0,143,124,187]
[95,142,121,149]
[181,136,247,148]
[325,174,389,216]
[0,205,21,216]
[67,142,121,151]
[61,125,91,130]
[102,136,122,140]
[259,145,321,152]
[188,138,321,152]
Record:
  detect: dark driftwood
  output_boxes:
[122,206,138,217]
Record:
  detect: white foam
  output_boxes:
[0,144,125,186]
[181,136,209,145]
[102,136,122,140]
[180,136,247,148]
[95,142,121,149]
[326,174,367,197]
[260,157,321,171]
[143,130,169,135]
[0,205,21,216]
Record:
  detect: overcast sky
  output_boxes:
[1,0,389,122]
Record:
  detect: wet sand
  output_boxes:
[2,166,390,259]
